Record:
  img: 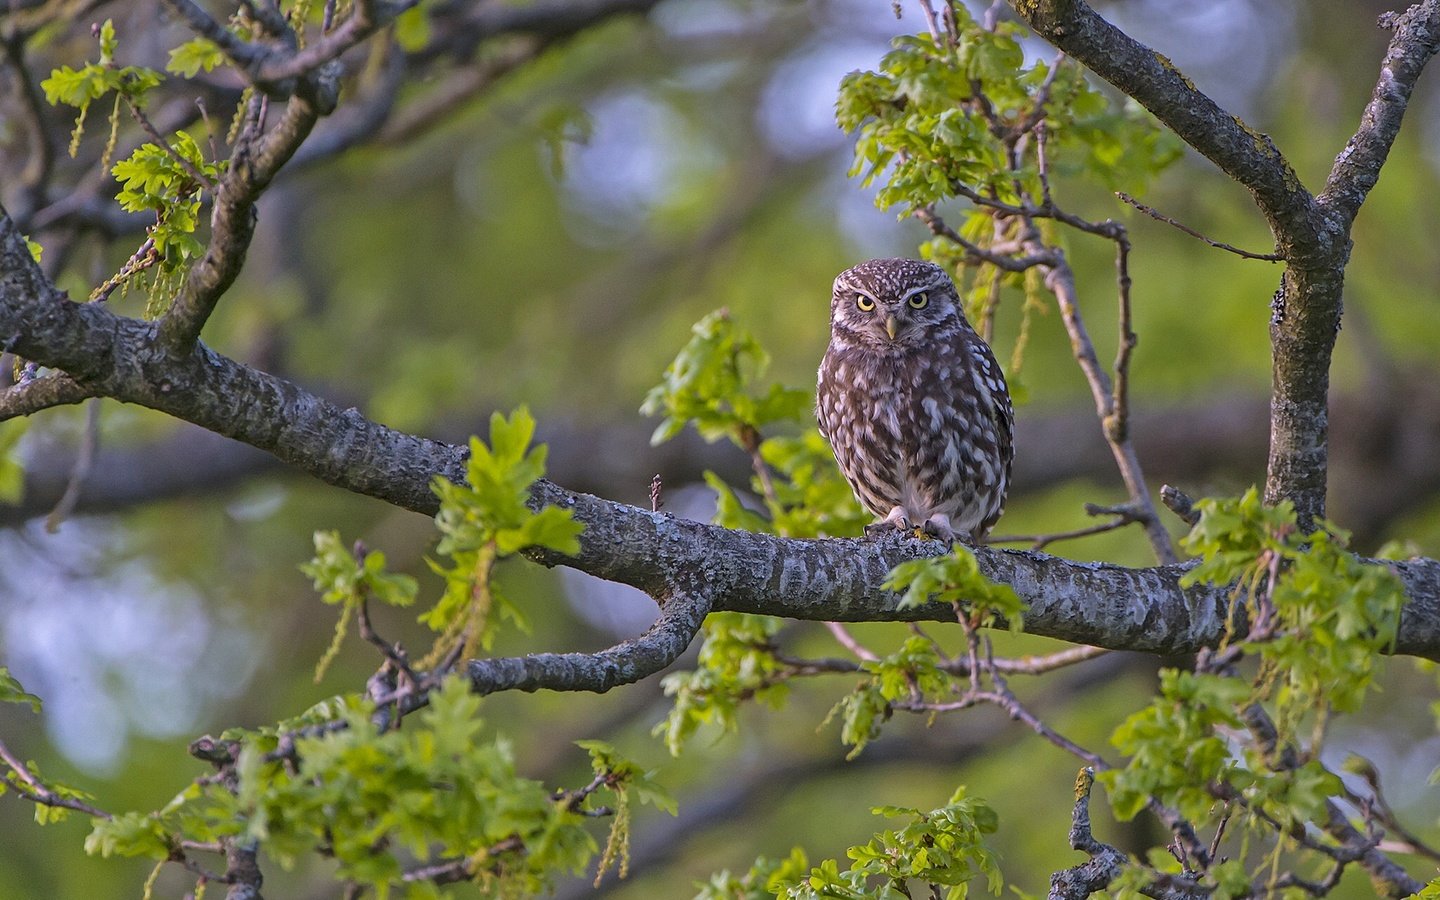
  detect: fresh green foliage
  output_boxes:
[641,309,810,447]
[41,20,164,159]
[756,431,872,538]
[1100,668,1246,822]
[646,310,866,539]
[0,420,28,505]
[107,131,223,309]
[772,788,1002,899]
[39,18,230,310]
[824,636,949,759]
[835,8,1180,219]
[424,407,583,661]
[694,849,810,900]
[649,313,869,763]
[0,754,95,826]
[656,612,788,755]
[882,546,1025,628]
[1182,488,1403,723]
[301,531,418,682]
[1099,489,1405,889]
[86,810,173,858]
[88,679,603,897]
[0,666,42,712]
[432,408,583,558]
[576,740,676,885]
[0,669,97,825]
[303,531,419,609]
[165,38,225,78]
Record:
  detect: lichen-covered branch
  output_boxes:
[1047,769,1129,900]
[1319,4,1440,224]
[466,588,711,695]
[4,210,1440,662]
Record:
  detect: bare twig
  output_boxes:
[1029,251,1175,563]
[912,206,1055,273]
[825,620,880,662]
[1159,484,1200,526]
[985,516,1132,551]
[0,737,112,819]
[1115,192,1282,261]
[44,397,100,532]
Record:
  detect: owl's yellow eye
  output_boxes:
[855,294,875,311]
[908,292,929,309]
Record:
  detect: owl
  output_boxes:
[816,258,1013,543]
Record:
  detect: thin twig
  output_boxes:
[950,644,1109,676]
[985,516,1131,551]
[1108,215,1136,444]
[123,96,218,190]
[1159,484,1200,526]
[825,621,879,662]
[912,206,1054,272]
[45,397,100,532]
[1116,192,1282,261]
[914,0,943,43]
[0,737,112,819]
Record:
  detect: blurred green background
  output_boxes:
[3,0,1440,896]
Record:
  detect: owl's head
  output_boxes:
[829,258,963,350]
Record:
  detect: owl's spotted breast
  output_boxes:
[817,259,1013,542]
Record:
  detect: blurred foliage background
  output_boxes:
[2,0,1440,896]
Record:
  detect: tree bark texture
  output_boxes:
[5,210,1440,668]
[1007,0,1440,528]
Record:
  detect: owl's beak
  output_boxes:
[884,315,899,340]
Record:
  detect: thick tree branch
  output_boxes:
[0,371,94,417]
[4,210,1440,663]
[1007,0,1440,533]
[466,587,710,695]
[10,379,1440,552]
[1319,5,1440,225]
[1004,0,1315,240]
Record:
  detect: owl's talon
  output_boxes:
[921,519,956,543]
[864,518,908,539]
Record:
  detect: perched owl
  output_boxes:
[816,258,1013,542]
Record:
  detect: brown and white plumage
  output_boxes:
[816,258,1013,542]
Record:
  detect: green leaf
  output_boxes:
[772,788,1003,898]
[642,310,780,447]
[0,666,42,712]
[654,613,788,755]
[882,546,1024,629]
[166,37,225,77]
[1099,669,1246,823]
[85,811,173,859]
